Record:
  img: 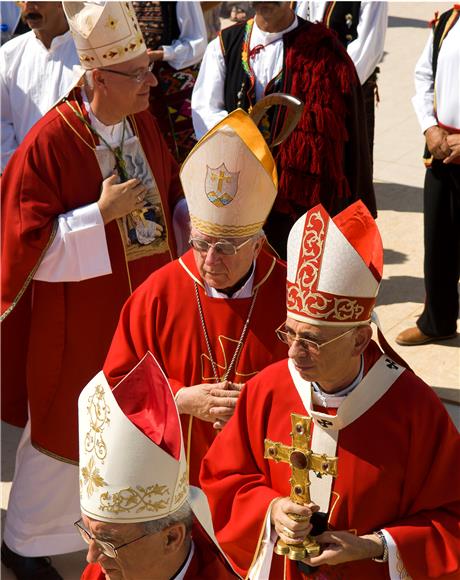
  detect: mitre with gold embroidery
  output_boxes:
[78,352,188,523]
[63,1,146,70]
[180,109,278,238]
[287,200,383,326]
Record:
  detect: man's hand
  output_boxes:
[175,381,243,425]
[98,174,147,224]
[271,497,318,545]
[425,125,450,159]
[147,48,164,62]
[443,134,460,164]
[303,530,384,567]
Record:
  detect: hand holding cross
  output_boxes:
[264,413,338,560]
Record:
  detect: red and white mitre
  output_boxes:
[78,352,233,567]
[63,1,146,70]
[287,201,383,326]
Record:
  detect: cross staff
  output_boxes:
[264,413,338,560]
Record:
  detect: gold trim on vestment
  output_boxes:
[253,256,275,292]
[186,415,193,481]
[32,441,79,465]
[1,220,59,322]
[191,215,265,238]
[178,256,205,289]
[245,497,280,580]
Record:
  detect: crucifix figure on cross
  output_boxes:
[264,413,338,560]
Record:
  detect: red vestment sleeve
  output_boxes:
[383,386,460,579]
[200,382,280,578]
[80,563,103,580]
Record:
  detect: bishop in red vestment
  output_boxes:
[201,202,460,579]
[105,109,288,486]
[1,2,183,571]
[76,354,238,580]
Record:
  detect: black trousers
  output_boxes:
[417,161,460,336]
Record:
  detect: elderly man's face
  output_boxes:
[190,228,263,291]
[19,1,66,32]
[284,317,365,390]
[97,53,157,117]
[81,515,167,580]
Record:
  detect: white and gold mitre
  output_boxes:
[180,109,278,239]
[63,1,146,70]
[78,353,188,523]
[287,201,383,326]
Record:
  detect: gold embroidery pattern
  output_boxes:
[200,335,258,382]
[84,384,111,461]
[105,15,118,30]
[81,456,108,498]
[100,485,170,514]
[190,215,264,238]
[173,471,187,505]
[101,35,145,61]
[287,210,365,321]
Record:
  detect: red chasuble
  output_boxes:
[104,247,288,485]
[1,87,182,461]
[80,521,239,579]
[201,341,460,579]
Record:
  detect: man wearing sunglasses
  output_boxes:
[201,201,460,580]
[1,2,184,578]
[104,109,288,489]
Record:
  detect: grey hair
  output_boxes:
[142,501,193,535]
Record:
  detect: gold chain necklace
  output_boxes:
[64,98,129,182]
[194,282,259,383]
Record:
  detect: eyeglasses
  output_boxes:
[275,325,355,354]
[74,519,148,559]
[100,63,155,84]
[189,236,254,256]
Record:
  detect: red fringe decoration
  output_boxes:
[275,24,357,216]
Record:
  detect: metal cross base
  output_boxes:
[274,535,321,560]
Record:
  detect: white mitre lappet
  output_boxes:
[180,109,278,239]
[63,1,146,70]
[287,200,383,326]
[78,352,234,570]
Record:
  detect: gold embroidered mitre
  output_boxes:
[180,109,278,238]
[78,353,188,523]
[63,1,146,70]
[286,201,383,326]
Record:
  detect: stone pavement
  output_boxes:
[1,3,458,579]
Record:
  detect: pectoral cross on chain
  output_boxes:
[264,413,338,560]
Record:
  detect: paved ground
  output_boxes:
[1,3,458,578]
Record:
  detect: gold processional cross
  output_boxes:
[264,413,338,560]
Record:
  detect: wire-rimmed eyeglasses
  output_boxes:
[74,519,148,559]
[189,236,254,256]
[100,62,155,84]
[275,324,355,354]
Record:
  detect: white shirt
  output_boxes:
[412,16,460,133]
[33,92,129,283]
[0,29,79,170]
[192,16,298,139]
[296,1,388,84]
[161,2,207,70]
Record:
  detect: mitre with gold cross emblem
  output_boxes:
[180,109,278,239]
[63,1,146,70]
